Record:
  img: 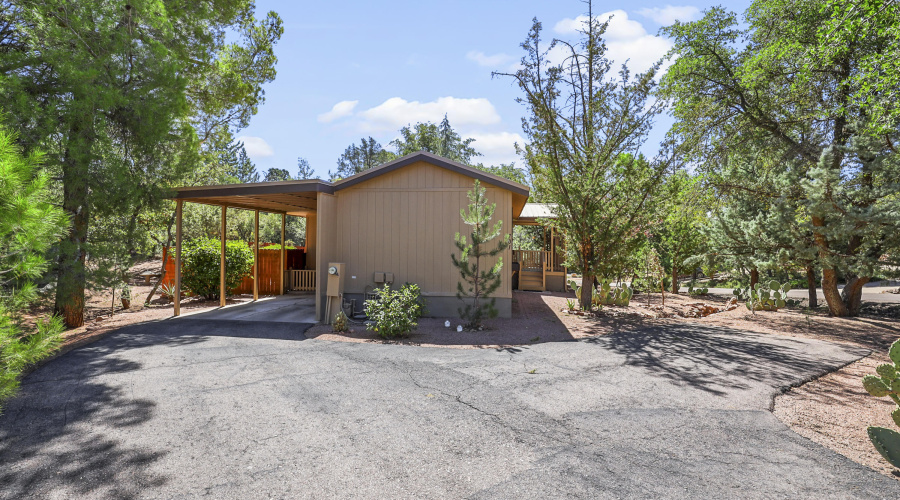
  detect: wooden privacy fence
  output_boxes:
[160,246,311,296]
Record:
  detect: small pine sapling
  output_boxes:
[451,180,510,330]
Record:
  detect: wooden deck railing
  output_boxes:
[513,249,566,273]
[288,270,316,291]
[513,250,544,271]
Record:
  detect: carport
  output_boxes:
[172,179,329,316]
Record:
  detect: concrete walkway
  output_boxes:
[1,319,898,498]
[180,292,317,323]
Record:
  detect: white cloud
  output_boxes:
[466,50,513,68]
[317,100,359,123]
[637,5,701,25]
[357,96,501,132]
[553,10,673,74]
[468,131,526,167]
[236,136,274,159]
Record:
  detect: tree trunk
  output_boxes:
[841,276,869,316]
[805,265,817,308]
[750,268,759,288]
[671,265,678,294]
[54,136,91,328]
[580,273,594,311]
[821,267,850,316]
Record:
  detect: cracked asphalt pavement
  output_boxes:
[1,318,898,498]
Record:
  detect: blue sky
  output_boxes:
[238,1,751,179]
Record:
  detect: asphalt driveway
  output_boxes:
[1,318,898,499]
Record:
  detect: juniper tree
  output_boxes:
[496,6,677,310]
[452,180,510,329]
[661,0,900,316]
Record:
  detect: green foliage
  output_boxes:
[391,115,481,165]
[686,283,709,296]
[364,283,425,339]
[158,283,178,303]
[452,181,511,329]
[181,238,254,300]
[296,157,316,180]
[734,282,791,312]
[0,127,67,410]
[661,1,900,317]
[264,168,292,181]
[657,171,711,293]
[497,9,675,310]
[330,137,396,181]
[332,311,349,333]
[0,1,284,326]
[222,142,259,183]
[862,339,900,468]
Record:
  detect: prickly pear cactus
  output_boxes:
[862,339,900,468]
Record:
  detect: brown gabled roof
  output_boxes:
[334,151,530,197]
[173,151,530,216]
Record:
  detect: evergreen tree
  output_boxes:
[330,137,395,180]
[0,127,68,409]
[661,0,900,315]
[451,180,510,329]
[391,115,481,165]
[296,157,316,179]
[656,171,710,293]
[496,8,676,310]
[223,142,259,183]
[0,1,283,327]
[264,168,292,182]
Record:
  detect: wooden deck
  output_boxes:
[513,249,567,292]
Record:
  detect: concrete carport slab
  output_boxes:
[180,293,316,323]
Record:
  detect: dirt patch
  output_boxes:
[774,352,900,480]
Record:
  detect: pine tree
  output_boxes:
[452,180,510,329]
[297,157,316,179]
[0,127,68,408]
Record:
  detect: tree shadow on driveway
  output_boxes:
[0,355,165,499]
[585,323,869,397]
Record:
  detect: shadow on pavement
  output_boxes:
[586,324,866,396]
[0,357,165,499]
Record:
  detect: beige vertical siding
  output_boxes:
[328,161,513,299]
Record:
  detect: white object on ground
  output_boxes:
[456,325,463,332]
[444,320,451,328]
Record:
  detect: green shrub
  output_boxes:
[364,283,425,338]
[181,238,254,299]
[332,311,349,333]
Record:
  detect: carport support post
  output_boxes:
[220,206,227,307]
[280,213,286,294]
[174,200,182,316]
[253,210,259,301]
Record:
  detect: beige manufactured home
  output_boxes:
[173,151,566,322]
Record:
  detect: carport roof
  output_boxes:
[173,151,531,216]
